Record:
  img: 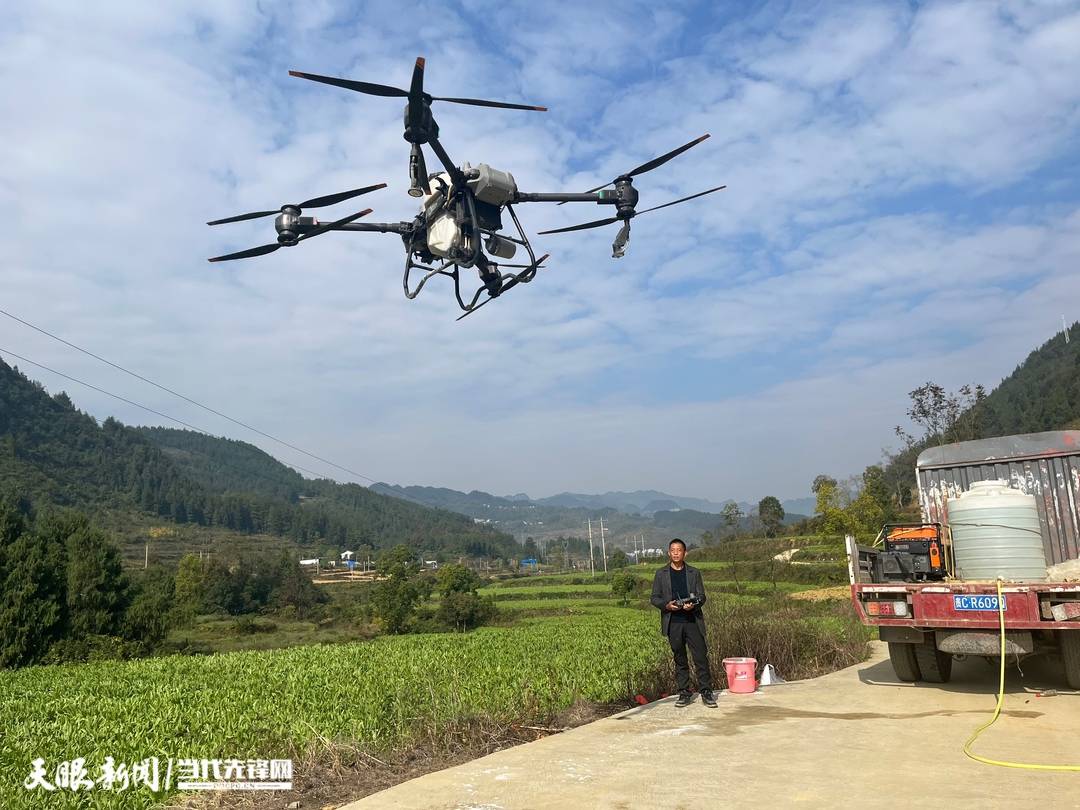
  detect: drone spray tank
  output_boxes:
[418,162,519,264]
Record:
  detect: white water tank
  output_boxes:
[947,480,1048,581]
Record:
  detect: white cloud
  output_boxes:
[2,1,1079,505]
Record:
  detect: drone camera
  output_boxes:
[485,235,517,260]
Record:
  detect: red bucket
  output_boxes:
[723,657,758,693]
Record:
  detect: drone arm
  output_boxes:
[288,220,412,236]
[427,137,466,187]
[514,191,612,204]
[335,222,413,235]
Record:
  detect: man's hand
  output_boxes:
[682,601,694,611]
[666,601,679,612]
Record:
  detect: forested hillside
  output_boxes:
[977,324,1080,435]
[0,358,516,558]
[882,325,1080,501]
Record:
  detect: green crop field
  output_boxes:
[479,583,615,598]
[0,612,667,810]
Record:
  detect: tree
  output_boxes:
[0,498,27,549]
[843,465,897,539]
[269,551,325,618]
[436,564,482,597]
[609,549,629,569]
[610,570,641,606]
[372,545,425,634]
[172,554,205,627]
[432,563,493,632]
[895,381,987,448]
[812,475,848,536]
[757,496,785,538]
[65,525,130,637]
[721,502,744,535]
[0,530,66,667]
[435,591,496,632]
[122,565,175,644]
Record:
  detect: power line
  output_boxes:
[0,347,336,486]
[0,307,378,484]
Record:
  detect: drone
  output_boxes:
[207,57,725,319]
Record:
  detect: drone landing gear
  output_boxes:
[403,202,546,318]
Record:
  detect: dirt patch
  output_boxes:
[789,586,851,601]
[161,702,629,810]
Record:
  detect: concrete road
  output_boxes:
[341,643,1080,809]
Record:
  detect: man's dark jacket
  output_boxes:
[650,563,708,636]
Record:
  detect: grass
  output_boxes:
[163,614,376,654]
[0,613,667,810]
[478,583,615,598]
[0,534,871,808]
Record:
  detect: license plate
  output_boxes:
[953,595,1006,611]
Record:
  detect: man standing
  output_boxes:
[650,538,716,707]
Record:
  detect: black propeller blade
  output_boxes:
[538,185,726,257]
[634,185,726,216]
[626,134,711,179]
[559,134,711,203]
[537,216,619,236]
[207,183,387,226]
[206,242,284,262]
[432,95,547,112]
[457,254,550,321]
[290,58,546,111]
[287,70,407,98]
[208,208,373,263]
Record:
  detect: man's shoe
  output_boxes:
[674,692,694,707]
[701,690,718,708]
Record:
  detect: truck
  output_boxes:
[848,430,1080,686]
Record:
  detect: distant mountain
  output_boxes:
[533,490,732,515]
[781,497,816,517]
[0,357,517,560]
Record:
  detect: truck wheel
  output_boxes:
[888,642,921,682]
[1061,631,1080,690]
[914,639,953,683]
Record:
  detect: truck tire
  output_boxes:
[888,642,921,682]
[1061,631,1080,690]
[914,639,953,683]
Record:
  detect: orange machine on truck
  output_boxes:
[848,431,1080,686]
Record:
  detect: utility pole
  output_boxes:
[599,516,608,573]
[587,518,595,577]
[144,541,149,569]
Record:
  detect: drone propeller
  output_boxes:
[558,134,711,204]
[539,185,727,236]
[289,58,547,112]
[206,183,387,226]
[456,253,550,321]
[539,185,726,257]
[208,208,373,262]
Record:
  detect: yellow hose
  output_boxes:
[962,579,1080,770]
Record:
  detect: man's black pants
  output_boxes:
[667,620,713,695]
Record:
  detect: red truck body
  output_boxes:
[847,431,1080,685]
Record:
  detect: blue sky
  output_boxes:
[2,1,1079,503]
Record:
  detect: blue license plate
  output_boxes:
[953,595,1006,611]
